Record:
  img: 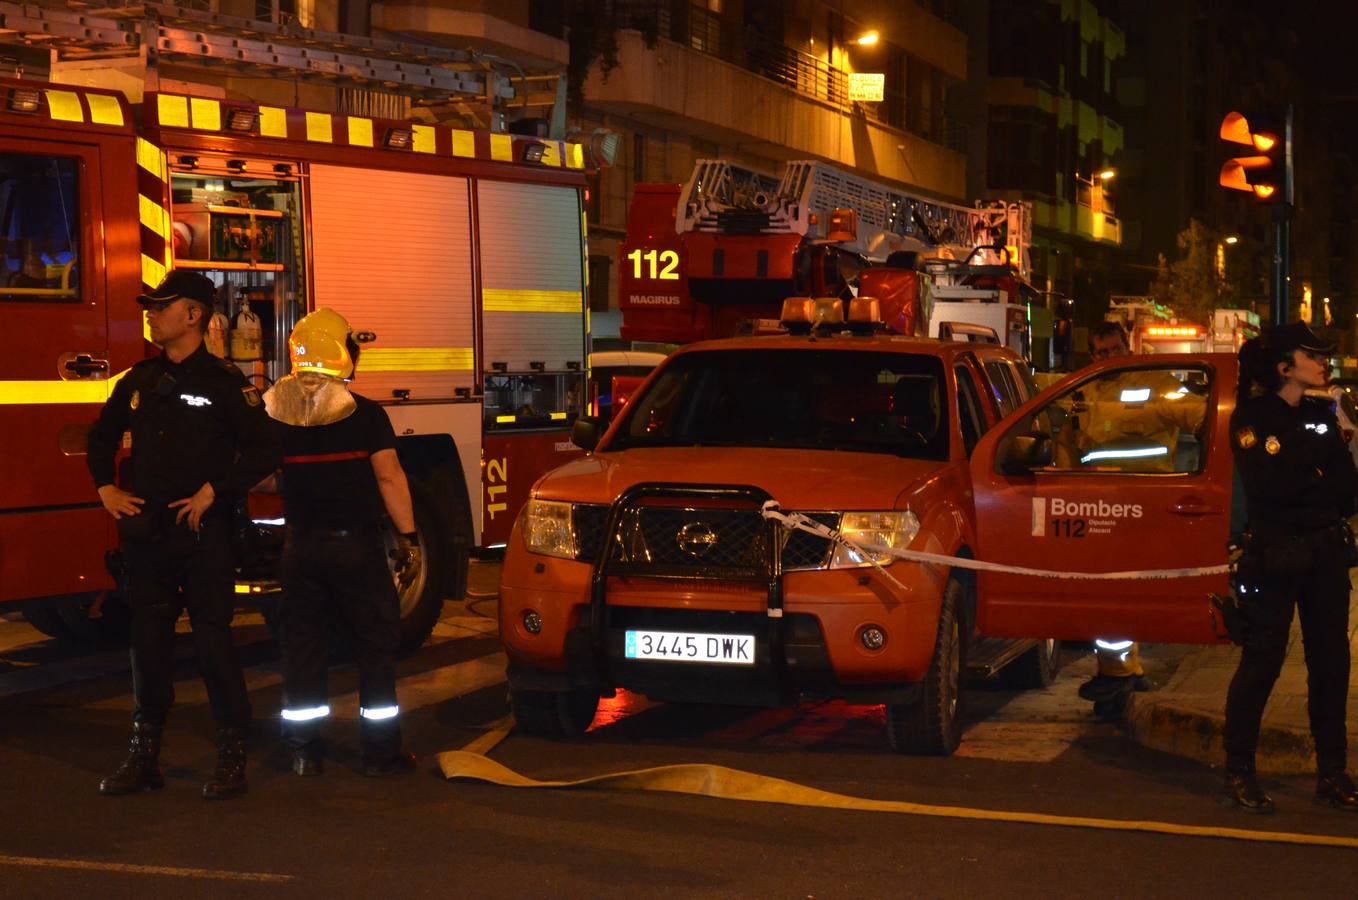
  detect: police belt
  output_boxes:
[286,523,382,540]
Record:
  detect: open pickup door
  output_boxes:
[969,353,1236,644]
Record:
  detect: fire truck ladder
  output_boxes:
[677,158,1032,277]
[0,1,534,124]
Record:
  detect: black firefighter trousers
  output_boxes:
[120,511,251,730]
[279,528,402,760]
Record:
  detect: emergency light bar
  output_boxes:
[1145,326,1201,337]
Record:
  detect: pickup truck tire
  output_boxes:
[510,685,599,737]
[886,576,967,755]
[1010,638,1061,689]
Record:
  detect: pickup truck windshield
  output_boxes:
[608,349,951,460]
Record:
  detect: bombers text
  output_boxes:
[1050,498,1143,518]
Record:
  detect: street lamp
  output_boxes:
[1097,168,1116,181]
[855,30,879,46]
[1224,235,1239,245]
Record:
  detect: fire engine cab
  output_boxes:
[0,20,590,651]
[499,299,1234,752]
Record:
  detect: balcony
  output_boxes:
[372,1,569,69]
[583,30,966,201]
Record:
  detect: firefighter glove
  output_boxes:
[391,532,422,591]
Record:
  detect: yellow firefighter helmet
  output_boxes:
[289,307,355,379]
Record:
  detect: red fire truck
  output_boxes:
[0,77,589,650]
[618,158,1038,356]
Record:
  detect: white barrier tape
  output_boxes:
[760,502,1229,582]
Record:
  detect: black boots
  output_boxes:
[291,751,323,776]
[202,727,249,800]
[1316,772,1358,811]
[99,722,165,795]
[1222,772,1275,813]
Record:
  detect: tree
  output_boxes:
[1146,219,1252,325]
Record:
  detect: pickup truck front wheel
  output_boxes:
[509,685,600,737]
[886,576,967,755]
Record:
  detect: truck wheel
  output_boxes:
[21,598,77,642]
[57,591,132,645]
[509,685,599,737]
[886,576,967,755]
[23,593,130,646]
[1010,638,1061,689]
[385,479,448,655]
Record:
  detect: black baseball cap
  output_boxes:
[1266,321,1334,356]
[137,269,216,306]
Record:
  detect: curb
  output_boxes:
[1125,693,1320,775]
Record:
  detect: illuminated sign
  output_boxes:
[848,73,885,102]
[1145,326,1201,338]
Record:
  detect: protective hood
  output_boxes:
[264,372,357,427]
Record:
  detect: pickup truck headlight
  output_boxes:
[828,511,920,568]
[522,499,577,558]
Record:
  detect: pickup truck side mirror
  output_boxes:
[572,416,602,452]
[1001,432,1053,474]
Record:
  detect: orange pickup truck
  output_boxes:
[499,309,1232,753]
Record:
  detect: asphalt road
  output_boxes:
[2,560,1355,898]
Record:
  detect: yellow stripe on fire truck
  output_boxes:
[6,85,130,129]
[482,289,584,314]
[358,347,475,373]
[146,93,583,169]
[135,137,172,343]
[0,370,130,406]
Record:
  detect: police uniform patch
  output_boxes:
[1265,435,1281,455]
[242,386,261,407]
[1235,427,1256,449]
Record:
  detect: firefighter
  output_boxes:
[264,308,421,777]
[1065,321,1206,715]
[1224,323,1358,813]
[88,269,278,800]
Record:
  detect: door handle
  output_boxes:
[1168,500,1222,516]
[59,352,109,380]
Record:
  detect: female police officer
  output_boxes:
[1226,322,1358,813]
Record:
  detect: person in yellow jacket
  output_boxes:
[1060,321,1207,713]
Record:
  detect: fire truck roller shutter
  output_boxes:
[477,180,586,372]
[307,164,476,401]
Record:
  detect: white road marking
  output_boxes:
[0,854,293,883]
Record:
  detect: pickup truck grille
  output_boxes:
[573,504,838,572]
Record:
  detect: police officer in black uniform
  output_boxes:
[263,308,420,777]
[1226,322,1358,813]
[88,269,278,800]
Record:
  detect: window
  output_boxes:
[1,153,81,303]
[611,349,951,461]
[984,360,1023,417]
[1024,365,1211,474]
[954,364,986,456]
[633,132,646,184]
[484,373,585,430]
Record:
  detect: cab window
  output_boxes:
[983,359,1023,416]
[1021,364,1211,474]
[955,365,986,456]
[1,153,81,302]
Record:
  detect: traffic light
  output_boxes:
[1219,109,1291,203]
